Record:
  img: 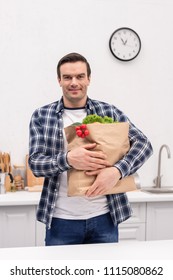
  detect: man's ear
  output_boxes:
[87,75,91,85]
[57,77,62,87]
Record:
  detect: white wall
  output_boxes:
[0,0,173,187]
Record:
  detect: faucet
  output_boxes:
[154,144,171,188]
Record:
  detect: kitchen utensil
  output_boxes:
[3,153,11,173]
[0,172,7,194]
[0,152,5,172]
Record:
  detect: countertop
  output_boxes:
[0,240,172,260]
[1,189,173,206]
[0,190,41,206]
[0,191,173,261]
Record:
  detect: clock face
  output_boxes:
[109,27,141,61]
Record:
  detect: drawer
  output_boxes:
[119,223,145,241]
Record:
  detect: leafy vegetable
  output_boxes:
[75,115,116,138]
[82,114,115,124]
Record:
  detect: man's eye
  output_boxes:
[64,76,71,80]
[77,75,85,79]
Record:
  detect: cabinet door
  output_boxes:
[119,202,146,241]
[35,220,45,246]
[146,202,173,241]
[0,206,35,248]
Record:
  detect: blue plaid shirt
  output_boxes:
[29,97,153,229]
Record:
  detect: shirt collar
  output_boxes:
[55,97,65,114]
[55,96,95,114]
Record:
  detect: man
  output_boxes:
[29,52,153,245]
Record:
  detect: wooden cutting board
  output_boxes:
[25,185,43,192]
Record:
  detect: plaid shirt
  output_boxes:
[29,97,153,229]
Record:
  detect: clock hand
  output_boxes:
[121,38,125,45]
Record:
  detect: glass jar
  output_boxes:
[13,165,25,191]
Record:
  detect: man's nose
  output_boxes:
[71,77,78,86]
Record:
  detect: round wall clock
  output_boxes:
[109,27,141,61]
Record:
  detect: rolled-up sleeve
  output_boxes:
[28,106,71,178]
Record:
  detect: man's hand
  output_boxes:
[85,167,121,197]
[67,143,111,171]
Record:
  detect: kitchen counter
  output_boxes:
[127,189,173,202]
[0,239,172,260]
[1,189,173,206]
[0,190,41,206]
[0,189,173,247]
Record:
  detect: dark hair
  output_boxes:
[57,52,91,79]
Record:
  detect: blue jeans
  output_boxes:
[45,212,118,246]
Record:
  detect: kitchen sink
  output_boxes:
[141,187,173,194]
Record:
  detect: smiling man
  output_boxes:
[58,61,90,107]
[28,52,153,246]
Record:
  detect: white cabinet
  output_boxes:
[120,201,173,242]
[119,202,146,241]
[1,196,173,248]
[35,220,45,246]
[0,205,35,248]
[0,205,45,248]
[146,201,173,241]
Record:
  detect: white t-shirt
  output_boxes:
[53,108,109,219]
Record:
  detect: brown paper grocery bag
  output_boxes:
[67,172,139,196]
[65,123,129,163]
[65,122,138,196]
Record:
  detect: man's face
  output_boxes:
[58,61,90,107]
